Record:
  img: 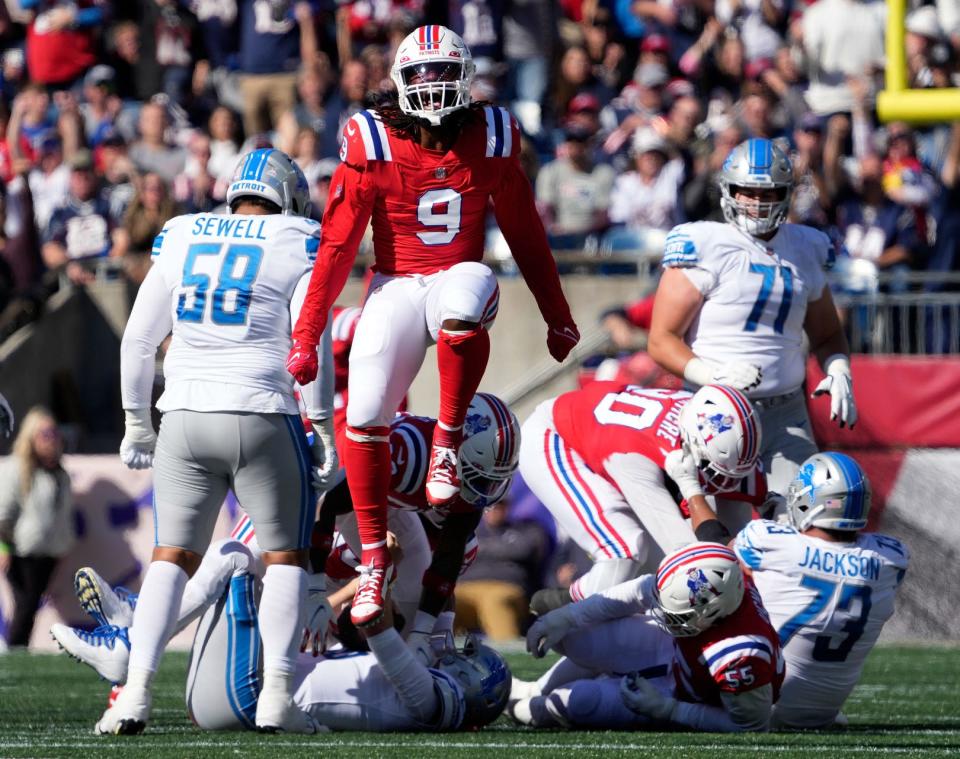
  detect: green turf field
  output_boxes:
[0,644,957,758]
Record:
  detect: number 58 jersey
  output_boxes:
[663,221,833,398]
[734,520,910,727]
[146,212,321,414]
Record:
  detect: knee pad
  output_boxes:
[438,265,498,325]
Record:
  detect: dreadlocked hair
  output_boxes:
[369,89,492,142]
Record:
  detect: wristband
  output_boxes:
[682,357,715,387]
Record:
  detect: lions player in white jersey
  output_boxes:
[648,138,856,495]
[100,149,337,736]
[734,452,909,729]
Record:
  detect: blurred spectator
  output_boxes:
[551,45,613,125]
[0,407,74,648]
[79,66,125,147]
[5,84,52,167]
[129,0,206,105]
[97,131,138,220]
[906,5,943,88]
[238,0,319,137]
[737,88,782,140]
[788,113,832,229]
[535,125,614,250]
[173,132,218,213]
[715,0,784,65]
[309,158,337,218]
[129,100,187,183]
[323,59,370,159]
[184,0,241,111]
[105,20,142,101]
[683,120,743,222]
[454,498,549,641]
[340,0,423,54]
[21,0,107,87]
[503,0,558,131]
[447,0,503,70]
[207,105,241,188]
[579,8,625,93]
[113,172,179,282]
[801,0,885,115]
[42,149,119,285]
[1,47,27,103]
[26,130,69,231]
[605,127,685,252]
[599,61,669,159]
[276,57,334,157]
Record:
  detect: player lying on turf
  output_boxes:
[520,383,768,613]
[691,451,908,729]
[512,541,783,732]
[53,539,510,732]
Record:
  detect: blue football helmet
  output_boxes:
[787,452,872,532]
[226,148,312,217]
[434,634,511,729]
[718,137,793,236]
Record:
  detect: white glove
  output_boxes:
[620,671,677,722]
[684,357,762,392]
[0,393,14,438]
[119,408,157,470]
[664,447,703,501]
[525,605,577,658]
[812,354,857,428]
[300,573,333,656]
[309,418,338,494]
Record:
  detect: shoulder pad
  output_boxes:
[662,223,700,268]
[340,110,393,165]
[151,214,192,258]
[866,533,911,568]
[482,106,519,159]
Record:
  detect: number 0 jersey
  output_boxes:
[134,213,321,414]
[733,521,909,727]
[663,221,833,398]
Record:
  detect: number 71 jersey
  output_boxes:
[663,221,833,397]
[149,212,320,414]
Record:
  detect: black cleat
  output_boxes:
[529,587,573,617]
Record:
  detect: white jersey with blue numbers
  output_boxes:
[734,520,909,727]
[122,212,320,415]
[663,221,833,398]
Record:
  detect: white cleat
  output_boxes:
[51,624,130,684]
[425,445,461,507]
[74,567,137,628]
[255,690,324,734]
[94,683,151,735]
[509,676,541,704]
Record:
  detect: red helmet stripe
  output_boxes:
[712,385,757,466]
[476,392,514,465]
[657,544,738,589]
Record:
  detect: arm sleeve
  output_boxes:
[567,574,657,627]
[365,627,440,724]
[120,264,173,409]
[670,685,773,732]
[419,510,482,616]
[492,158,574,328]
[624,296,656,330]
[292,162,374,346]
[291,274,334,420]
[604,452,694,553]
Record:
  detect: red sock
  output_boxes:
[343,425,392,566]
[435,326,490,449]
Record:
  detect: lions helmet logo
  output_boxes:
[464,412,491,438]
[796,462,818,505]
[685,568,718,607]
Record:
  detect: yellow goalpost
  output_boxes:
[876,0,960,123]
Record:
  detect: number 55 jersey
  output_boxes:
[734,520,910,728]
[134,213,321,414]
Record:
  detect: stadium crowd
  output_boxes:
[0,0,959,345]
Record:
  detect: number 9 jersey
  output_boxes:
[733,520,909,728]
[125,212,322,415]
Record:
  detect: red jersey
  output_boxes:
[553,382,767,508]
[292,106,573,345]
[673,578,784,705]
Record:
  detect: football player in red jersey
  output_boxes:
[514,541,784,732]
[519,383,767,610]
[287,25,578,626]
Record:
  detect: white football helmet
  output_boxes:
[718,137,793,236]
[458,393,520,508]
[787,452,872,532]
[678,384,761,494]
[227,148,312,217]
[652,542,744,637]
[390,25,476,126]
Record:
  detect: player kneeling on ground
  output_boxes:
[514,542,783,732]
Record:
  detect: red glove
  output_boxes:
[287,339,319,385]
[547,323,580,363]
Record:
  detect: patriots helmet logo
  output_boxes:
[686,568,718,607]
[697,412,734,443]
[464,412,491,438]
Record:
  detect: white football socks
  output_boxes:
[259,564,307,678]
[127,560,188,676]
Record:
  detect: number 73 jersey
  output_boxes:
[734,520,909,726]
[663,220,834,398]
